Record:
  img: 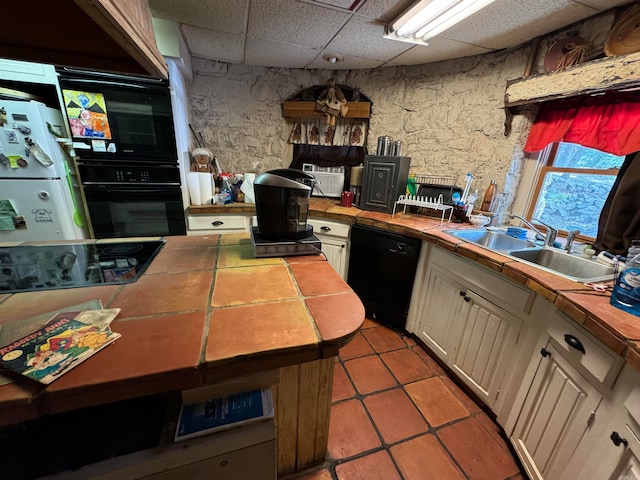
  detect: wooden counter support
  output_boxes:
[276,358,335,475]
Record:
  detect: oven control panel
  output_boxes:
[78,163,181,184]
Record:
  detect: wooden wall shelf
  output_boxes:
[282,101,371,119]
[505,50,640,107]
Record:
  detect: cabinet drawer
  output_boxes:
[430,246,535,314]
[187,215,248,232]
[307,218,351,239]
[547,309,624,389]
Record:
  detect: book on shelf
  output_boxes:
[0,308,121,385]
[174,388,274,442]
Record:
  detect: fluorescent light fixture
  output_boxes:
[385,0,496,44]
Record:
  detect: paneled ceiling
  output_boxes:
[149,0,634,70]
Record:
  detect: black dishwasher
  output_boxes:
[347,224,421,328]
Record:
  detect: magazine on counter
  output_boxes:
[0,309,121,385]
[174,388,274,442]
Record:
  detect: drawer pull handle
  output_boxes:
[211,221,224,226]
[540,347,551,357]
[459,290,467,296]
[463,296,471,302]
[220,460,229,467]
[321,226,331,232]
[610,431,628,447]
[564,334,586,354]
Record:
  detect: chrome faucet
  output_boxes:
[565,229,580,253]
[509,215,558,247]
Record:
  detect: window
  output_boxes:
[527,142,624,239]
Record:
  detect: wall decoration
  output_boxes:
[62,89,112,139]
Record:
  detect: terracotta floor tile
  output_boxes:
[332,363,356,403]
[361,317,380,329]
[363,388,429,444]
[475,411,509,450]
[403,335,417,347]
[344,355,397,395]
[144,246,217,273]
[217,244,282,268]
[290,262,352,296]
[412,345,446,375]
[206,300,318,361]
[362,326,407,353]
[405,377,469,428]
[335,450,402,480]
[113,271,212,318]
[440,376,483,414]
[211,264,297,306]
[328,399,381,459]
[438,417,521,480]
[380,349,434,384]
[339,332,374,360]
[390,434,466,480]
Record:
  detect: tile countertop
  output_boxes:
[0,233,365,427]
[190,198,640,373]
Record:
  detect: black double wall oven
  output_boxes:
[57,68,186,239]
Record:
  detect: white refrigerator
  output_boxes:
[0,99,86,242]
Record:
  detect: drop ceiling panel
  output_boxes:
[387,38,493,66]
[442,0,599,50]
[182,25,245,64]
[325,15,412,61]
[355,0,415,22]
[244,38,321,68]
[248,0,350,48]
[307,53,385,69]
[150,0,246,34]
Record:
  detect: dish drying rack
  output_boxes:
[392,193,453,223]
[392,174,457,223]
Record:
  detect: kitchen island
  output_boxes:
[0,234,364,478]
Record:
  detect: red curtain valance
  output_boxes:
[523,93,640,156]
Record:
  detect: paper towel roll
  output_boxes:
[199,172,213,204]
[186,172,202,205]
[241,173,256,204]
[351,165,364,187]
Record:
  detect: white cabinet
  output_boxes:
[187,214,250,235]
[566,364,640,480]
[307,218,350,280]
[509,309,625,480]
[412,246,537,411]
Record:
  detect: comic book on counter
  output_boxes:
[175,388,274,442]
[0,308,121,385]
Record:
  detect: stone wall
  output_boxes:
[188,49,530,201]
[186,8,617,208]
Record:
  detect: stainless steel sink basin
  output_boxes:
[507,247,616,282]
[446,229,536,251]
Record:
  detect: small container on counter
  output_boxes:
[341,190,353,208]
[377,136,392,156]
[390,140,404,156]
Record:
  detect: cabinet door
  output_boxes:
[360,156,410,213]
[317,236,348,280]
[511,342,602,480]
[449,290,523,408]
[416,266,467,363]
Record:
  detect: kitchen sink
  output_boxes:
[445,229,536,251]
[506,247,616,283]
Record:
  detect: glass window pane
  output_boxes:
[532,172,617,237]
[554,143,624,169]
